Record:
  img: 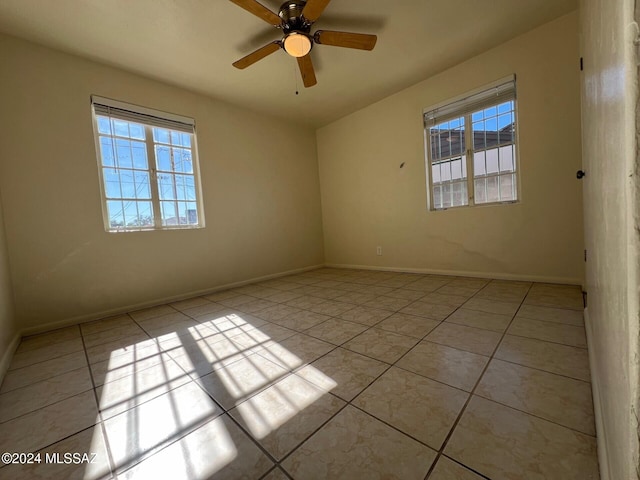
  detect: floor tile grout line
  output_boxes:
[79,324,119,480]
[12,324,82,355]
[422,279,534,479]
[503,331,588,350]
[0,383,96,426]
[471,391,597,438]
[0,363,91,397]
[514,312,587,327]
[487,355,592,383]
[439,453,493,480]
[6,346,87,374]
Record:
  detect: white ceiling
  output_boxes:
[0,0,577,127]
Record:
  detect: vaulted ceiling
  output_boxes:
[0,0,577,126]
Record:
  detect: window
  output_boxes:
[91,96,204,231]
[424,77,518,210]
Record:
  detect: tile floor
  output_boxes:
[0,268,600,479]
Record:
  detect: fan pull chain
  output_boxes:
[294,59,299,95]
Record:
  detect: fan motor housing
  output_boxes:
[279,0,310,33]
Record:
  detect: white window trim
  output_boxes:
[90,96,206,232]
[423,75,520,211]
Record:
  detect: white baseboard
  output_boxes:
[325,263,583,285]
[584,307,610,480]
[20,263,324,337]
[0,331,21,387]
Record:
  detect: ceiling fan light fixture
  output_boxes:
[283,32,312,57]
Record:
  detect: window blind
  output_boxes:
[91,96,195,133]
[424,77,516,126]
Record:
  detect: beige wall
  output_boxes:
[317,12,584,283]
[580,0,639,478]
[0,34,324,332]
[0,192,17,376]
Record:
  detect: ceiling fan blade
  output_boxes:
[301,0,331,23]
[314,30,377,50]
[297,54,317,88]
[233,41,281,69]
[229,0,281,26]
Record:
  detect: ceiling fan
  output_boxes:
[230,0,377,87]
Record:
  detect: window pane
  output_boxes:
[113,119,129,137]
[442,184,452,208]
[473,121,485,150]
[186,203,198,224]
[452,181,468,207]
[485,117,498,132]
[499,145,514,172]
[185,177,196,200]
[498,114,512,130]
[432,164,441,183]
[498,102,511,114]
[137,201,154,227]
[500,173,516,201]
[97,117,112,135]
[486,149,499,174]
[433,185,442,209]
[441,162,451,181]
[430,116,465,161]
[175,202,189,225]
[115,138,132,168]
[171,131,182,145]
[474,152,486,176]
[123,202,139,227]
[158,174,176,200]
[153,128,170,144]
[129,123,145,140]
[161,201,177,225]
[486,176,500,203]
[474,178,487,204]
[99,137,115,167]
[135,172,151,199]
[175,175,187,201]
[181,133,191,148]
[172,148,185,173]
[451,159,463,180]
[120,170,135,198]
[511,173,518,199]
[103,168,121,198]
[132,141,148,170]
[107,200,124,229]
[156,146,171,171]
[173,148,193,174]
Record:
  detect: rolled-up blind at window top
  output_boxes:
[424,77,516,126]
[91,96,195,134]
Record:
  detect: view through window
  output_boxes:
[425,78,518,210]
[92,97,204,231]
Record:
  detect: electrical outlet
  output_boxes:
[376,246,382,256]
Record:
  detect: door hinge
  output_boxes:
[584,249,587,262]
[579,57,583,71]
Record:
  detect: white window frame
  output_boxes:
[423,76,519,211]
[90,96,205,232]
